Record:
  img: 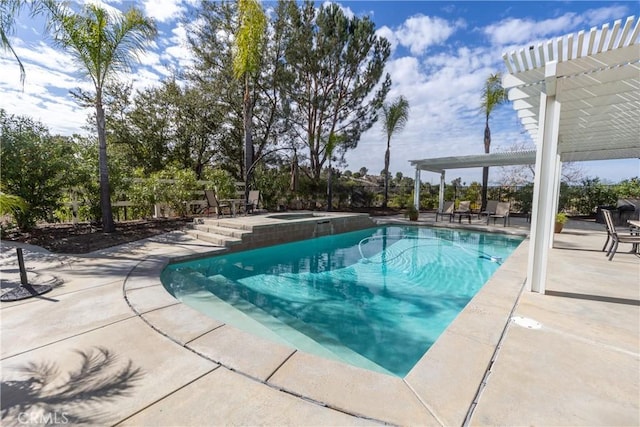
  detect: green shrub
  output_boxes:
[0,111,76,229]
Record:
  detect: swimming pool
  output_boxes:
[161,225,523,377]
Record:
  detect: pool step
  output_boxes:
[196,217,255,231]
[192,224,252,239]
[185,229,243,248]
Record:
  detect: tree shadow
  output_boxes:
[1,346,143,425]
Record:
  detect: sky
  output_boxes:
[1,0,638,186]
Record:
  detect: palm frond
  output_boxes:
[381,95,410,138]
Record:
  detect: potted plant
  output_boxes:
[405,204,419,221]
[555,212,568,233]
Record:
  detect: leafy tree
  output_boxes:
[0,110,75,229]
[480,73,507,210]
[202,168,236,199]
[569,178,617,214]
[104,82,170,175]
[614,177,640,198]
[282,1,391,180]
[45,3,156,232]
[380,96,409,207]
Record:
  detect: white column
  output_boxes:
[527,62,561,294]
[438,172,445,212]
[549,155,562,248]
[413,168,421,210]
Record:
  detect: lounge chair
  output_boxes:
[478,200,499,220]
[204,190,231,218]
[435,201,454,222]
[487,202,510,226]
[602,209,640,260]
[245,190,260,214]
[452,201,472,223]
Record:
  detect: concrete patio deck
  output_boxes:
[1,213,638,426]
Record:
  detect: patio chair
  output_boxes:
[487,202,511,226]
[452,201,472,223]
[204,190,231,218]
[478,200,499,220]
[602,209,640,260]
[245,190,260,214]
[435,201,455,222]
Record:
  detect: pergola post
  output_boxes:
[550,154,562,248]
[527,62,561,294]
[413,168,421,210]
[438,172,445,212]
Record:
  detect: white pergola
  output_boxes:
[410,16,640,294]
[409,151,537,213]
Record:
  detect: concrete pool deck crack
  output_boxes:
[1,314,137,361]
[264,349,297,382]
[112,365,221,426]
[402,379,446,426]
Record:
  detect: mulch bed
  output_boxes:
[2,218,193,254]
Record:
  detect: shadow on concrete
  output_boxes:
[546,290,640,306]
[1,347,143,424]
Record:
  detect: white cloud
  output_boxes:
[0,58,93,136]
[10,40,76,75]
[344,40,513,182]
[395,15,464,55]
[160,22,194,69]
[483,14,581,46]
[483,5,630,47]
[582,5,631,27]
[143,0,186,23]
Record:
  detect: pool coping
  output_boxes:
[122,221,530,426]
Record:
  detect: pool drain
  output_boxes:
[510,316,542,329]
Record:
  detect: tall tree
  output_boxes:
[186,1,289,182]
[480,72,507,210]
[381,96,409,208]
[282,1,391,180]
[44,3,156,232]
[233,0,267,204]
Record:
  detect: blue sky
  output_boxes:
[1,0,638,185]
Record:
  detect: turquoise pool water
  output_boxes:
[161,225,523,377]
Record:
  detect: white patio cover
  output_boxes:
[408,16,638,294]
[503,15,639,293]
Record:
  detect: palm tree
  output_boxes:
[1,0,31,84]
[45,3,156,232]
[480,73,507,211]
[233,0,267,206]
[381,96,409,208]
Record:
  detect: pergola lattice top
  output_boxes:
[502,15,640,162]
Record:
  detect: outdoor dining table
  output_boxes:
[220,198,245,217]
